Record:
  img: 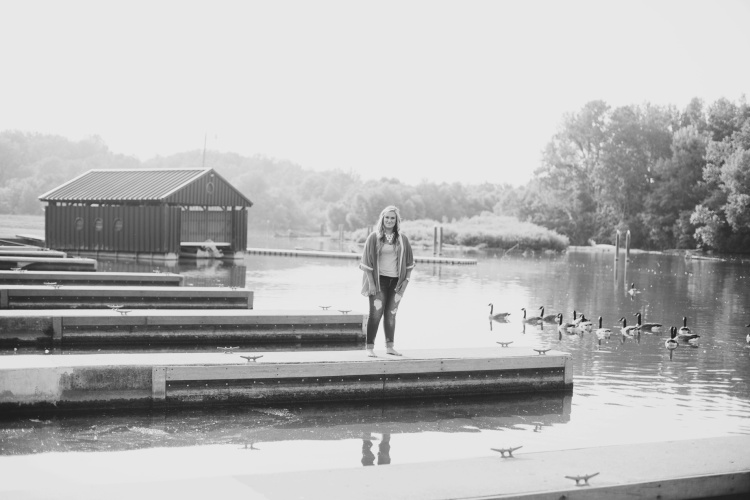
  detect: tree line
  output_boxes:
[0,95,748,253]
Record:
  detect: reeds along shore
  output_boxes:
[353,214,569,253]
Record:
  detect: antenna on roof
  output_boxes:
[202,133,207,169]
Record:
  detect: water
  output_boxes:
[2,239,750,487]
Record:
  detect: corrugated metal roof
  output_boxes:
[39,168,253,207]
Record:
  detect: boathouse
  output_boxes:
[38,168,253,261]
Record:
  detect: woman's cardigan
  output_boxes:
[359,231,415,296]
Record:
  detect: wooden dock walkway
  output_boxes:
[0,248,67,258]
[0,284,253,310]
[0,347,570,414]
[0,308,364,348]
[0,435,746,499]
[246,247,478,265]
[0,269,184,286]
[0,255,97,271]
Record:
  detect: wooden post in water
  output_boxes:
[433,226,438,256]
[614,230,621,263]
[625,230,631,262]
[438,226,444,256]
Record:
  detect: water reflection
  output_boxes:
[3,245,750,466]
[361,432,390,466]
[0,393,571,457]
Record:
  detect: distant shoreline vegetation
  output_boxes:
[353,213,569,252]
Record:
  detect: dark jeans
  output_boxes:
[366,275,399,347]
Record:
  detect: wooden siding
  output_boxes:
[45,205,181,254]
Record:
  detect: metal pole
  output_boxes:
[433,226,438,256]
[439,226,444,256]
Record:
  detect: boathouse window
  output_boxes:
[114,218,123,232]
[95,218,103,231]
[206,181,215,194]
[75,217,84,231]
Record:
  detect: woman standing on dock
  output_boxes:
[360,205,415,357]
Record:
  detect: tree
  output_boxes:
[643,125,708,249]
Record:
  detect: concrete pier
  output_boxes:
[0,347,571,414]
[0,308,364,348]
[0,284,253,310]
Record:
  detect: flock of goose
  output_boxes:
[488,303,750,350]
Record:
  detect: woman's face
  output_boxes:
[383,211,397,230]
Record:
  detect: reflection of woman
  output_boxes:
[359,206,415,357]
[361,433,391,466]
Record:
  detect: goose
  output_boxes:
[665,326,678,350]
[521,307,544,325]
[576,313,594,331]
[677,316,699,341]
[556,313,576,335]
[619,317,638,338]
[634,312,662,333]
[538,306,558,323]
[488,303,511,321]
[594,316,611,340]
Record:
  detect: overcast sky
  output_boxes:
[2,0,749,186]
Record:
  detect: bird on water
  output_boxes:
[521,307,543,325]
[665,326,678,350]
[594,316,611,340]
[538,306,558,323]
[634,312,662,333]
[488,303,511,321]
[619,317,638,338]
[677,317,699,341]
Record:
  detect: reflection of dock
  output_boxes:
[0,347,570,415]
[246,247,477,265]
[0,392,572,454]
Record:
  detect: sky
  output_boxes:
[1,0,749,186]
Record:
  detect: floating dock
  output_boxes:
[0,435,746,499]
[0,309,364,348]
[0,248,67,258]
[246,247,478,265]
[0,284,253,310]
[0,255,97,271]
[0,347,570,414]
[0,269,184,286]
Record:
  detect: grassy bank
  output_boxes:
[354,213,569,252]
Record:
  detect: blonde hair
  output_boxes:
[376,205,402,240]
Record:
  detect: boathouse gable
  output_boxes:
[38,168,252,260]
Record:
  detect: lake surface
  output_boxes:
[2,238,750,488]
